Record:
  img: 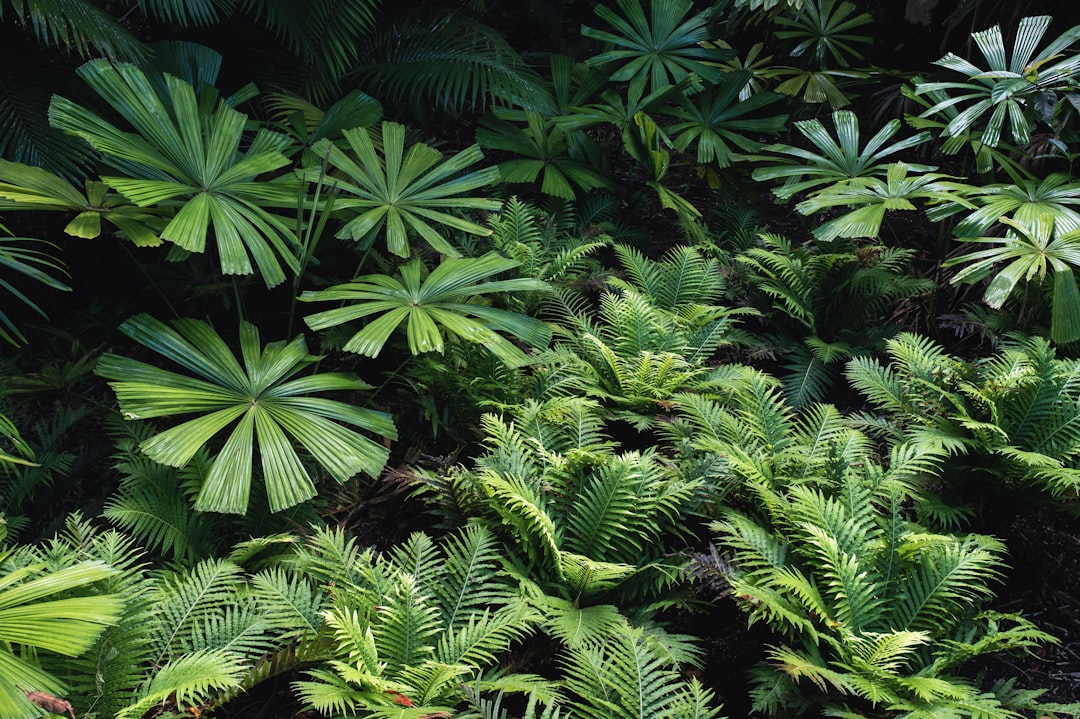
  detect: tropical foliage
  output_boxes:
[2,4,1080,719]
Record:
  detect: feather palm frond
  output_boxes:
[353,16,552,115]
[1,0,144,60]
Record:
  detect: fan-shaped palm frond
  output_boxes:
[0,560,123,719]
[478,111,612,200]
[946,214,1080,343]
[751,110,933,200]
[915,16,1080,149]
[0,159,164,245]
[664,70,788,167]
[773,0,872,69]
[302,121,500,258]
[795,161,966,242]
[96,314,396,514]
[581,0,728,93]
[50,60,302,287]
[302,252,551,367]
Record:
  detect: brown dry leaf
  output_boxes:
[24,691,75,719]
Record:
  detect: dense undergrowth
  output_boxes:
[2,0,1080,717]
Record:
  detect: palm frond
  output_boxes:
[353,16,552,115]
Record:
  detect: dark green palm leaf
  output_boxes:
[477,111,612,200]
[302,121,501,258]
[773,0,872,69]
[582,0,728,93]
[1,0,143,60]
[352,16,552,114]
[302,252,550,367]
[665,71,788,167]
[96,314,396,514]
[49,60,301,286]
[0,231,70,346]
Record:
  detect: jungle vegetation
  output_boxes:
[2,0,1080,717]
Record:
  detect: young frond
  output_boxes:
[371,574,443,675]
[388,532,445,594]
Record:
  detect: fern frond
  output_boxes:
[894,535,1004,633]
[104,462,209,562]
[371,573,442,675]
[845,355,907,414]
[250,568,324,639]
[291,525,376,589]
[431,524,514,630]
[435,601,536,667]
[532,594,626,649]
[563,627,718,719]
[148,559,246,664]
[116,648,245,719]
[611,244,723,310]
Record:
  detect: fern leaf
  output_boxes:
[116,648,245,719]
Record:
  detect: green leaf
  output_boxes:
[97,314,395,514]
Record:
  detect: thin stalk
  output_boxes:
[119,243,180,320]
[289,145,338,336]
[368,354,415,402]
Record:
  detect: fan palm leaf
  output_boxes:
[665,71,788,167]
[751,110,933,200]
[302,252,551,367]
[915,16,1080,149]
[0,561,122,719]
[49,60,301,286]
[581,0,728,93]
[946,214,1080,342]
[302,122,500,258]
[96,314,396,514]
